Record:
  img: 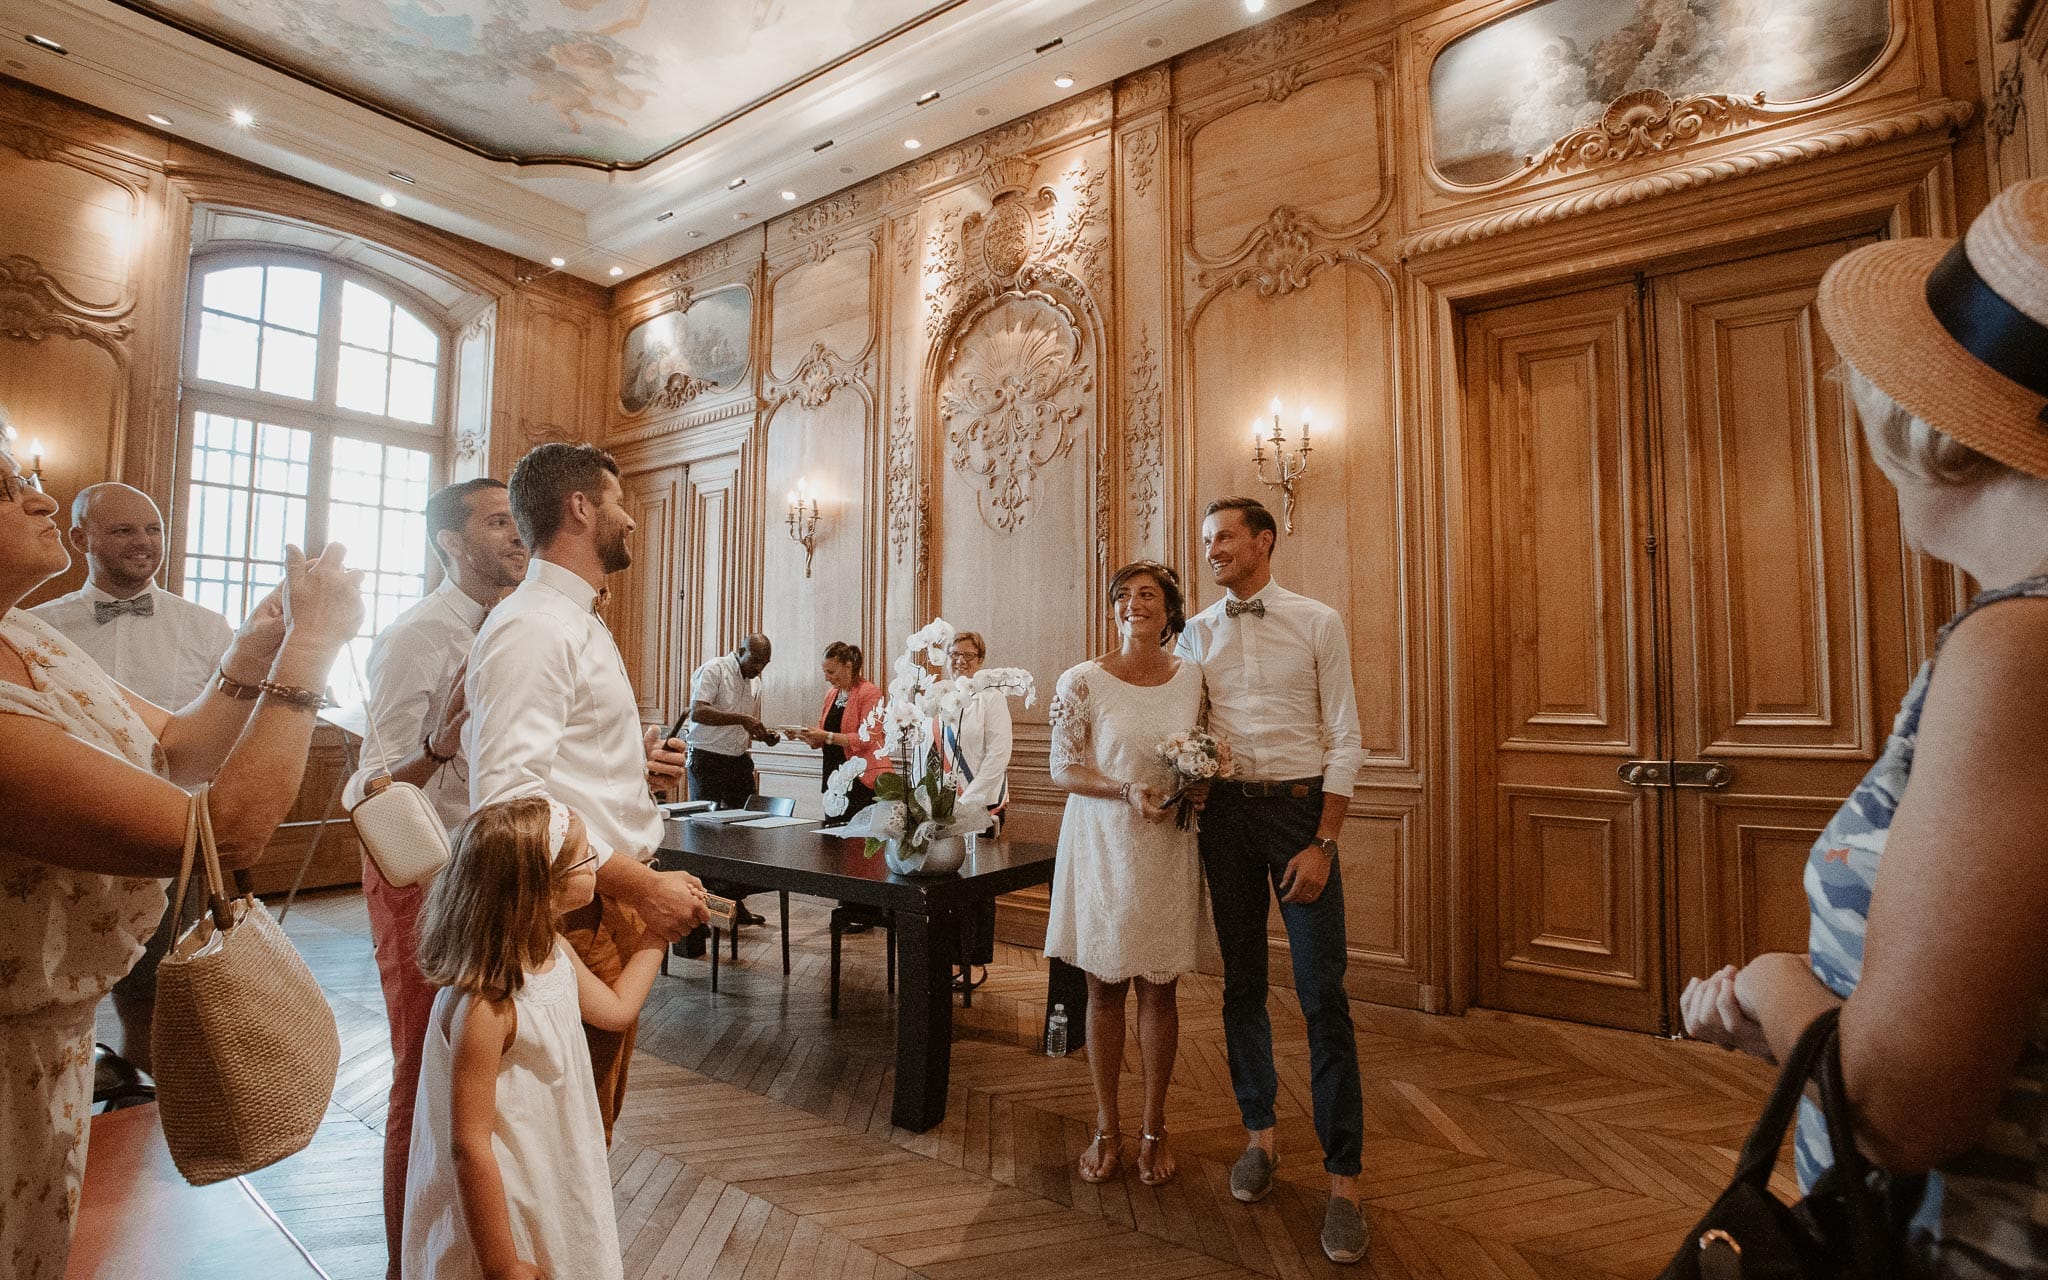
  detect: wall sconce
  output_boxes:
[27,438,46,492]
[785,477,821,577]
[1251,399,1313,534]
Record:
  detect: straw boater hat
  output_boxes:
[1817,178,2048,480]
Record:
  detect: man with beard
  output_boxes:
[466,443,710,1138]
[341,476,526,1279]
[32,482,234,1073]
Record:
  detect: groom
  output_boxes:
[1178,495,1369,1264]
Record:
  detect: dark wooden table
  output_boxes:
[656,818,1087,1132]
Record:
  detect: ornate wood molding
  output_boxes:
[922,160,1108,343]
[767,342,871,410]
[1122,123,1161,202]
[654,371,715,411]
[888,391,915,564]
[455,429,486,460]
[1989,60,2026,147]
[939,293,1092,535]
[1214,7,1346,77]
[1521,90,1773,182]
[1124,325,1163,545]
[788,193,860,240]
[879,90,1111,204]
[1194,206,1383,298]
[1402,99,1976,258]
[0,254,135,356]
[1116,65,1170,115]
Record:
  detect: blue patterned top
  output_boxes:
[1795,574,2048,1277]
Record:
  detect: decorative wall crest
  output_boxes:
[0,254,134,356]
[1124,326,1163,545]
[656,371,715,410]
[924,163,1108,341]
[939,295,1092,534]
[887,392,915,564]
[1403,99,1976,257]
[1215,8,1345,76]
[1522,89,1771,180]
[1123,124,1161,200]
[769,342,870,410]
[788,193,859,240]
[1194,207,1382,297]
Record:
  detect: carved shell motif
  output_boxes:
[940,298,1090,534]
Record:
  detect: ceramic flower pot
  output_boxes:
[884,834,968,877]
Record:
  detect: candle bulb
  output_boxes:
[1251,420,1265,461]
[29,438,43,467]
[1301,409,1311,448]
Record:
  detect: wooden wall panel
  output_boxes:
[1186,73,1386,259]
[760,388,870,727]
[614,466,681,725]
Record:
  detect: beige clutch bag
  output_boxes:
[349,776,451,887]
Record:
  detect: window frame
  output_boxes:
[171,248,454,606]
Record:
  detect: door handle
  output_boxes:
[1617,759,1732,789]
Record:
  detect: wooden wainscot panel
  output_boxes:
[1708,795,1841,964]
[247,723,365,895]
[1340,800,1419,977]
[613,466,681,724]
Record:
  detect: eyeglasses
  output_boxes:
[558,851,598,874]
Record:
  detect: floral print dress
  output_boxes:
[0,609,169,1280]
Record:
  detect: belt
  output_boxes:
[1215,778,1322,799]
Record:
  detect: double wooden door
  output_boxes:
[1462,240,1918,1032]
[609,456,743,730]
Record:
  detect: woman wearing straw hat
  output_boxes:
[1680,179,2048,1275]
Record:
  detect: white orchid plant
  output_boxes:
[823,617,1036,860]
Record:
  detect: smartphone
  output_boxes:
[664,710,688,746]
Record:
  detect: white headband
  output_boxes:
[545,799,573,860]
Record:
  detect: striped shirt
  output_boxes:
[1798,573,2048,1277]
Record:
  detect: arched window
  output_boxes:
[176,252,449,702]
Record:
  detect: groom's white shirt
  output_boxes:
[1177,580,1364,796]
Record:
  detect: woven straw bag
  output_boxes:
[151,784,341,1185]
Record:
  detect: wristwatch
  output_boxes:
[1311,837,1339,858]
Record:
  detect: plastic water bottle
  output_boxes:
[1045,1004,1069,1057]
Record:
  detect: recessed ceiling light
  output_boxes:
[733,212,751,221]
[1143,35,1165,49]
[726,176,747,190]
[387,169,416,184]
[608,266,624,277]
[838,164,855,174]
[687,230,704,239]
[24,34,69,56]
[146,112,174,127]
[975,106,992,117]
[229,108,254,127]
[1053,73,1075,88]
[903,137,922,150]
[549,256,566,267]
[1244,0,1265,10]
[780,189,797,202]
[378,191,398,207]
[915,89,941,106]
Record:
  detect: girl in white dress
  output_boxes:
[1045,560,1207,1188]
[403,797,663,1280]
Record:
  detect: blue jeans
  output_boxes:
[1199,786,1364,1176]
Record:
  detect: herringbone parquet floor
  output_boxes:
[187,889,1793,1280]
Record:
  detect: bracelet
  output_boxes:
[422,732,456,765]
[214,668,261,700]
[257,680,326,710]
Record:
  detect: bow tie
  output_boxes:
[94,595,154,624]
[1224,598,1265,618]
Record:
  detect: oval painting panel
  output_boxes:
[1429,0,1890,187]
[619,286,752,415]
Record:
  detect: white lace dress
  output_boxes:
[1043,659,1205,983]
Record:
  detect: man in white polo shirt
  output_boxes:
[32,482,234,1073]
[467,442,710,1139]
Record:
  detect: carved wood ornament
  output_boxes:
[888,391,915,564]
[1124,326,1163,544]
[0,254,135,357]
[1195,207,1382,298]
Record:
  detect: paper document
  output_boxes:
[730,815,817,829]
[814,824,863,838]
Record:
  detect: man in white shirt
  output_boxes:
[684,635,778,809]
[340,477,526,1280]
[1177,495,1370,1264]
[31,482,234,1072]
[467,442,709,1139]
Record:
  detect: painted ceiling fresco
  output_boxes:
[1429,0,1890,185]
[121,0,950,165]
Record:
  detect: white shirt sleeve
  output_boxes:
[466,612,614,860]
[959,691,1012,812]
[1314,609,1366,797]
[689,659,723,707]
[342,627,437,809]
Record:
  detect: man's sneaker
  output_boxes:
[1228,1146,1278,1202]
[1321,1196,1368,1264]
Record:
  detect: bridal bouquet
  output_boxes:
[1156,727,1228,830]
[823,617,1036,864]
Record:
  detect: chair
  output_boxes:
[707,794,796,993]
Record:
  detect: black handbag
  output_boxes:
[1660,1008,1922,1280]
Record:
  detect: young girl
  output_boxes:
[402,796,663,1280]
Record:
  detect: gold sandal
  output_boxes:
[1138,1128,1176,1186]
[1079,1130,1122,1183]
